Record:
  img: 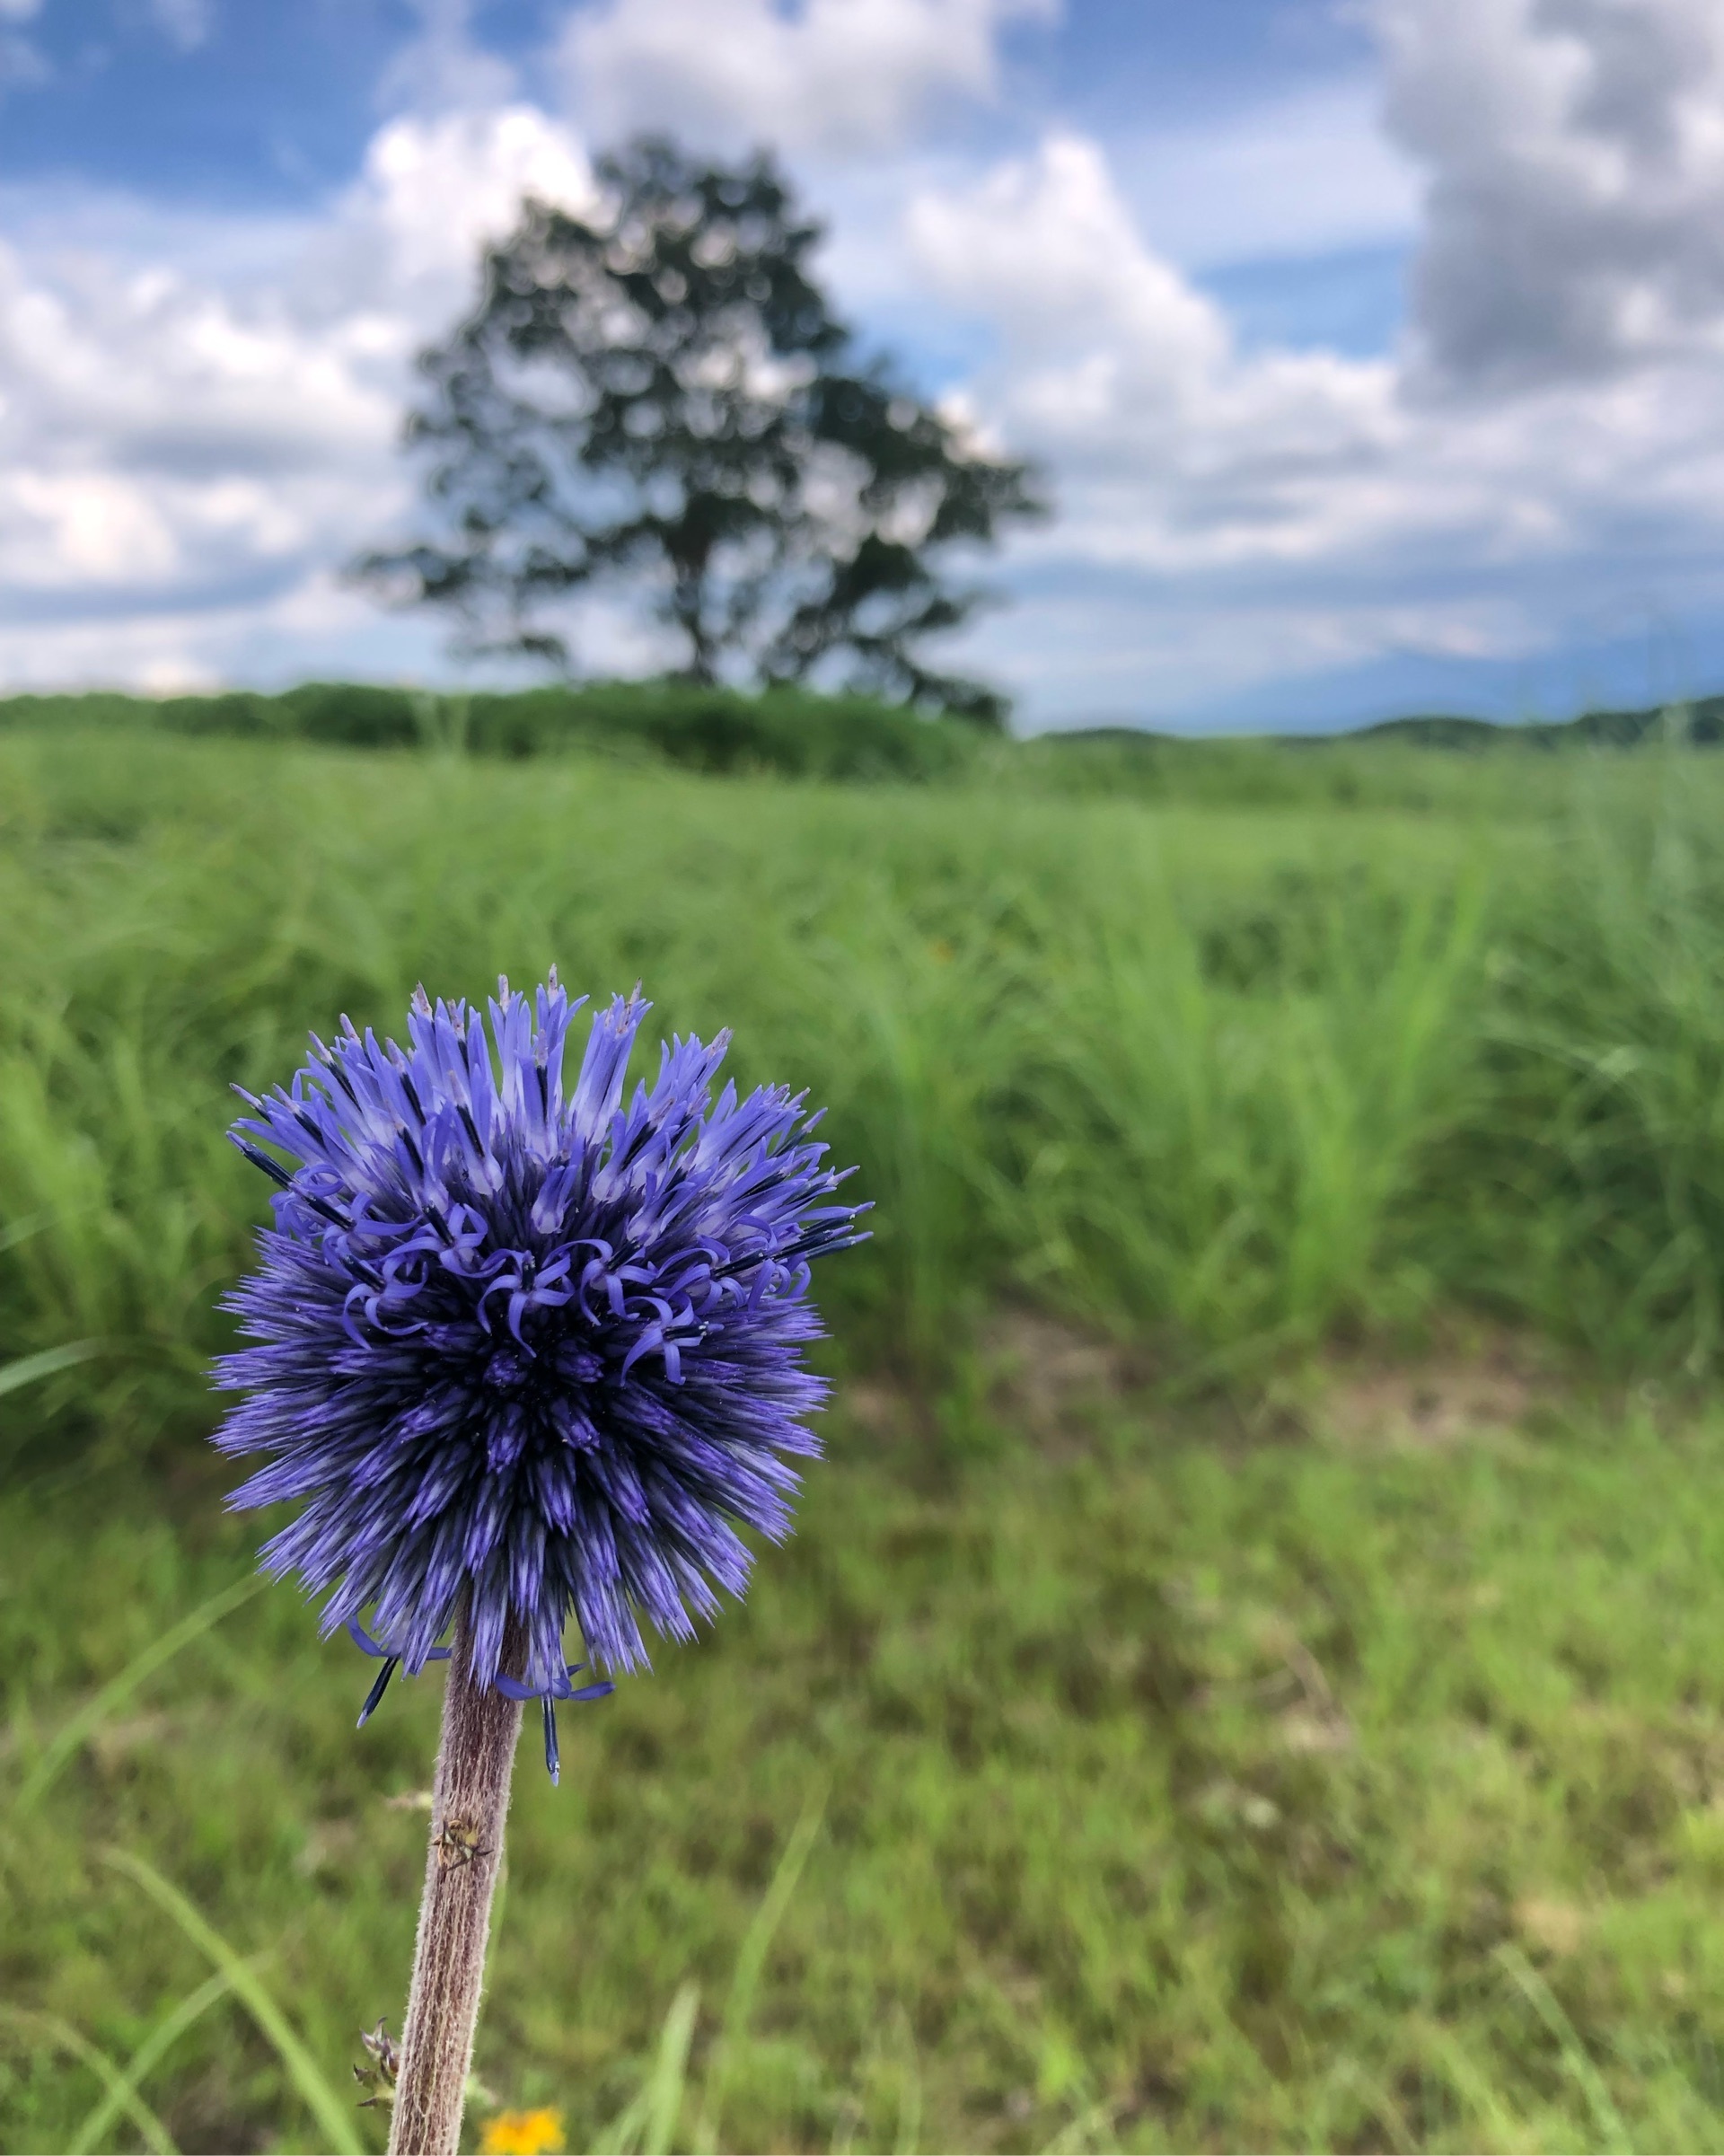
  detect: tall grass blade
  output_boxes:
[68,1968,237,2155]
[0,1205,90,1257]
[644,1981,700,2156]
[593,1983,700,2156]
[18,1573,266,1809]
[0,1338,102,1401]
[693,1781,827,2154]
[593,2083,650,2153]
[0,2004,177,2155]
[1495,1943,1631,2153]
[101,1846,364,2156]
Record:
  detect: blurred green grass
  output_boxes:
[13,1391,1724,2152]
[6,723,1724,1420]
[8,729,1724,2148]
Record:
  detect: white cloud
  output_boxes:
[1377,0,1724,392]
[903,112,1724,716]
[910,136,1231,374]
[907,136,1402,570]
[556,0,1054,157]
[0,105,595,682]
[317,104,595,305]
[0,470,180,584]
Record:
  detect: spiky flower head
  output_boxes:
[215,976,864,1741]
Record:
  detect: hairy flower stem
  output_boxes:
[389,1607,525,2156]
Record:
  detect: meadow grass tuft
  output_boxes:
[3,725,1724,1429]
[7,730,1724,2148]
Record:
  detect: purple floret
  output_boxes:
[214,975,866,1703]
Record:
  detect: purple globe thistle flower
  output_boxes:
[214,974,865,1773]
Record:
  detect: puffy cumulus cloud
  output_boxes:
[903,116,1724,716]
[1377,0,1724,393]
[869,0,1724,715]
[0,233,391,619]
[556,0,1054,158]
[907,136,1403,572]
[910,136,1230,376]
[0,469,180,585]
[0,104,594,682]
[306,104,595,312]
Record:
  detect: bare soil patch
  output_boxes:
[975,1307,1153,1449]
[840,1310,1582,1461]
[1312,1324,1563,1451]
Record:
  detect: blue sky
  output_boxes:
[2,0,1722,730]
[0,3,1368,202]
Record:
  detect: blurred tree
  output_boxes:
[353,136,1044,726]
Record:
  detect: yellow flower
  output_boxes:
[479,2106,566,2155]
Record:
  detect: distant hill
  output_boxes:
[1033,696,1724,754]
[1352,694,1724,750]
[6,681,1724,779]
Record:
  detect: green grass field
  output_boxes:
[8,727,1724,2152]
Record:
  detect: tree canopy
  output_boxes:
[354,136,1044,725]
